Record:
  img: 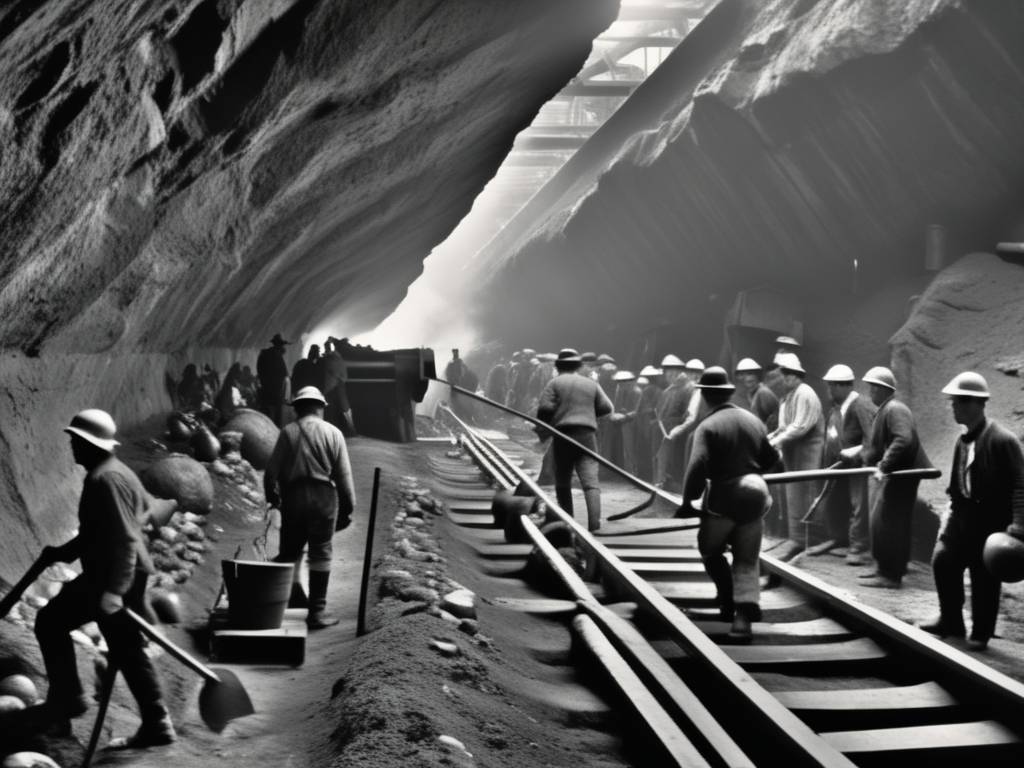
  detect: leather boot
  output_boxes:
[288,580,308,609]
[728,603,757,643]
[307,570,340,629]
[583,489,602,532]
[109,704,176,749]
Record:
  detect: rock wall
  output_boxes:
[459,0,1024,358]
[0,0,617,580]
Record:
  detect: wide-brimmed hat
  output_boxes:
[271,333,290,346]
[823,364,855,383]
[291,385,328,406]
[639,365,662,377]
[695,366,735,391]
[941,371,990,399]
[556,348,582,363]
[775,335,801,348]
[734,357,762,373]
[597,353,616,364]
[660,354,685,368]
[65,409,119,452]
[612,370,636,382]
[775,352,805,375]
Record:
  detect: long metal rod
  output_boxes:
[357,467,382,637]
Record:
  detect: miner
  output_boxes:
[767,352,824,560]
[920,372,1024,650]
[536,349,613,531]
[806,364,876,561]
[256,333,291,426]
[764,335,802,402]
[36,410,175,747]
[731,357,779,428]
[654,354,691,491]
[679,367,779,642]
[264,386,357,628]
[842,366,931,589]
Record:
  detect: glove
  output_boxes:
[99,592,124,615]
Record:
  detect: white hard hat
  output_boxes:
[65,409,119,452]
[684,358,705,372]
[862,366,896,390]
[660,354,685,368]
[942,371,990,399]
[612,371,636,382]
[637,376,649,386]
[639,365,662,377]
[822,364,855,383]
[775,335,801,347]
[775,352,805,375]
[734,357,762,373]
[291,385,328,406]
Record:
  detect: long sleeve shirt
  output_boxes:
[824,391,876,463]
[862,395,929,473]
[769,382,824,447]
[265,415,356,515]
[536,372,613,430]
[946,418,1024,537]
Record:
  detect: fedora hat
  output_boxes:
[271,333,290,346]
[695,366,735,391]
[556,348,582,363]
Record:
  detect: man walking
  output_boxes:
[36,410,175,747]
[264,386,357,628]
[536,349,614,531]
[920,372,1024,649]
[807,364,876,561]
[767,353,825,560]
[680,367,780,641]
[257,333,291,426]
[844,366,930,589]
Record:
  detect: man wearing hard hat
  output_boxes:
[634,365,664,481]
[654,354,690,491]
[766,353,825,560]
[840,366,930,588]
[919,372,1024,650]
[764,335,802,402]
[35,410,175,747]
[731,358,779,429]
[264,386,357,628]
[807,365,877,561]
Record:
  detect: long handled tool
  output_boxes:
[81,663,118,768]
[800,462,842,552]
[0,552,50,620]
[124,608,253,732]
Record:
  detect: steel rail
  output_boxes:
[441,407,855,768]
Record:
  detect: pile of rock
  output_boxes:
[147,507,211,591]
[3,565,76,629]
[0,674,64,767]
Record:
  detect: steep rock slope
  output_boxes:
[460,0,1024,355]
[0,0,615,578]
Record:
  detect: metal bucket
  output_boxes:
[221,560,294,629]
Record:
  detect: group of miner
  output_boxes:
[501,337,1024,645]
[22,333,358,750]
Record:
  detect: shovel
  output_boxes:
[124,608,254,732]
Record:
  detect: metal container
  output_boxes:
[222,560,294,629]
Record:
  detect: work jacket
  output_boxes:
[862,395,930,473]
[945,418,1024,539]
[537,372,613,431]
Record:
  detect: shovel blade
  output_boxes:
[199,668,254,732]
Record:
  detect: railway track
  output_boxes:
[426,409,1024,768]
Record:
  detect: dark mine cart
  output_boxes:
[335,339,435,442]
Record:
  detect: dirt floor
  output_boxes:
[2,413,1024,767]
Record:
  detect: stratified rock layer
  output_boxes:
[461,0,1024,356]
[0,0,616,581]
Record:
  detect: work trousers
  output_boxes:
[780,440,822,541]
[35,573,164,722]
[932,528,1001,641]
[699,514,763,607]
[552,426,601,529]
[825,476,871,553]
[278,480,338,572]
[869,476,920,581]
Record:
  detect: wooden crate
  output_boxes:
[210,607,307,666]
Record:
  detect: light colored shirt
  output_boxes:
[770,382,823,446]
[264,415,356,513]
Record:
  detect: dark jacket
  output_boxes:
[656,378,693,429]
[862,395,930,472]
[537,372,613,431]
[257,346,289,404]
[823,392,876,464]
[68,457,154,595]
[732,383,779,428]
[945,418,1024,539]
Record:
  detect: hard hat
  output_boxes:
[556,348,581,363]
[684,358,705,372]
[775,335,801,348]
[291,385,328,406]
[734,357,762,373]
[941,371,990,399]
[64,409,119,452]
[639,365,662,377]
[822,364,855,383]
[775,352,805,375]
[522,348,536,357]
[538,352,557,362]
[660,354,685,368]
[862,366,896,390]
[580,351,598,363]
[597,353,616,364]
[983,532,1024,583]
[637,376,649,386]
[695,366,735,391]
[612,371,636,382]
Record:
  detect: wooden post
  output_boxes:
[357,466,381,637]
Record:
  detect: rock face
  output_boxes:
[0,0,616,582]
[455,0,1024,356]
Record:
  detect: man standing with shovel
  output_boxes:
[34,409,175,747]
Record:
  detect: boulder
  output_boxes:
[141,455,215,514]
[149,591,183,624]
[166,412,195,442]
[0,673,39,706]
[441,589,477,620]
[2,753,61,768]
[191,426,221,463]
[0,693,27,713]
[222,409,279,470]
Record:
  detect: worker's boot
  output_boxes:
[728,603,758,644]
[307,570,340,629]
[583,490,602,532]
[109,704,176,749]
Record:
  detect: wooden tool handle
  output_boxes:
[125,608,221,684]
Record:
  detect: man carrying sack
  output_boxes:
[679,367,780,642]
[264,386,356,629]
[35,409,175,747]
